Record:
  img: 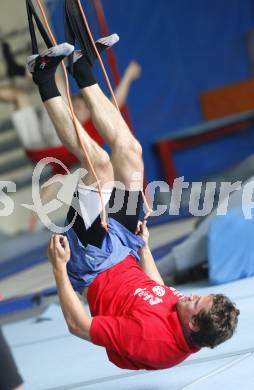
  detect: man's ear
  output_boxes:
[189,317,200,333]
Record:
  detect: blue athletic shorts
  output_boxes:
[66,186,145,293]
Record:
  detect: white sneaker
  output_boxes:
[73,33,120,63]
[26,42,75,73]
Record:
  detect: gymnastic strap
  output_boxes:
[26,0,53,54]
[64,0,97,74]
[26,0,152,224]
[25,0,109,230]
[64,0,153,220]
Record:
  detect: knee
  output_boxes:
[117,138,143,160]
[93,149,112,172]
[132,139,143,157]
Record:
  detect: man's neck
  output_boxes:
[176,304,191,344]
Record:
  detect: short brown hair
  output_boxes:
[189,294,240,349]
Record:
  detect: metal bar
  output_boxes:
[155,110,254,143]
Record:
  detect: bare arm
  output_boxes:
[137,221,165,285]
[112,61,141,108]
[48,235,92,341]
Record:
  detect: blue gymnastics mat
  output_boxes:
[0,221,186,280]
[2,276,254,390]
[0,230,50,280]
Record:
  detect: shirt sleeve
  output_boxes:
[90,315,144,358]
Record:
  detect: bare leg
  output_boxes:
[80,84,143,190]
[70,61,141,125]
[26,43,143,190]
[44,96,114,187]
[26,43,114,188]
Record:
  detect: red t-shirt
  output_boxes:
[88,256,200,370]
[25,119,102,176]
[26,145,77,175]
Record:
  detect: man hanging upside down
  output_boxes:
[0,39,140,231]
[27,39,240,370]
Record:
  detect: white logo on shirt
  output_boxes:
[169,287,184,298]
[152,286,165,297]
[134,288,163,306]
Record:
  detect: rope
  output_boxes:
[34,0,108,230]
[76,0,119,110]
[35,0,152,223]
[76,0,153,219]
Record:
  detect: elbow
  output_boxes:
[68,324,84,339]
[67,319,81,337]
[68,323,78,336]
[67,321,91,341]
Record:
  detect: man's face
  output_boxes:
[176,294,213,332]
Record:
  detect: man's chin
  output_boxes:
[176,296,190,310]
[179,296,190,303]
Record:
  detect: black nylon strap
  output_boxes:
[64,1,75,74]
[26,0,53,54]
[64,0,97,73]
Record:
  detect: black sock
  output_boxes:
[91,41,110,62]
[2,42,26,78]
[73,55,96,89]
[32,55,63,102]
[73,41,109,89]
